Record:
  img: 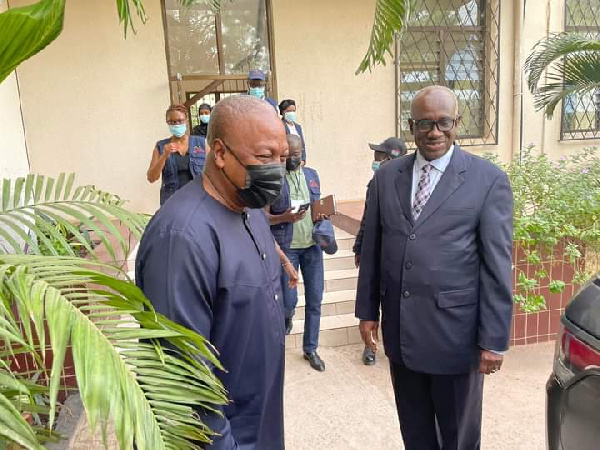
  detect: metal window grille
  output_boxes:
[161,0,277,113]
[561,0,600,140]
[395,0,500,147]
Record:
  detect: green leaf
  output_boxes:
[0,0,66,84]
[0,255,227,448]
[357,0,416,74]
[525,32,600,117]
[549,280,566,294]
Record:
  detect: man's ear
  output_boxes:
[408,119,415,136]
[455,114,462,127]
[212,139,226,170]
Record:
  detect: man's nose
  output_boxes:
[427,126,443,138]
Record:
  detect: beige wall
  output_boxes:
[0,1,29,179]
[13,0,170,213]
[272,0,396,202]
[0,72,30,180]
[9,0,599,211]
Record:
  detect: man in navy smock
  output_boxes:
[135,95,288,449]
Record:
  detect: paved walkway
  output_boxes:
[285,342,554,450]
[68,342,554,449]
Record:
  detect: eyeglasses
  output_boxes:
[411,117,458,133]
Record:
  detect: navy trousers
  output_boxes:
[389,359,484,450]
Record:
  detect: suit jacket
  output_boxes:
[355,146,514,375]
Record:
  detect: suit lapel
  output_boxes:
[412,146,467,231]
[394,153,416,225]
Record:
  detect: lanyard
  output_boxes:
[290,171,303,196]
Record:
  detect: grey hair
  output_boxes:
[286,134,303,151]
[207,95,278,145]
[410,85,459,117]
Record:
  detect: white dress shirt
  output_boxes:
[410,145,455,209]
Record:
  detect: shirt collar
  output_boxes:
[415,144,455,173]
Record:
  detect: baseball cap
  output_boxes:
[312,220,338,255]
[369,137,407,158]
[248,69,267,81]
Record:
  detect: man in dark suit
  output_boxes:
[355,85,514,450]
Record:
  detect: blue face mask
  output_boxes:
[284,111,297,123]
[169,124,187,138]
[199,115,210,124]
[372,161,381,171]
[249,86,265,98]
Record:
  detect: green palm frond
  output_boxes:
[356,0,415,74]
[0,255,227,450]
[525,32,600,117]
[0,173,148,264]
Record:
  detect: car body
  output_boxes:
[547,274,600,450]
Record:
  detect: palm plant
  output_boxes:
[0,174,227,449]
[357,0,415,73]
[525,32,600,118]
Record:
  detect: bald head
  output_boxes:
[408,85,461,161]
[410,86,458,118]
[207,95,280,146]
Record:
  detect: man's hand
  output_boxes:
[359,320,379,353]
[280,208,306,224]
[283,262,299,289]
[479,350,503,375]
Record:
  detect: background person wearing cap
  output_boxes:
[279,99,307,163]
[247,69,278,112]
[266,134,327,372]
[353,137,407,366]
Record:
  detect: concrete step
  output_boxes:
[298,268,358,295]
[295,289,356,319]
[285,313,361,349]
[336,236,355,252]
[324,249,356,271]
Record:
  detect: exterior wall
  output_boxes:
[0,72,30,179]
[271,0,396,203]
[5,0,598,210]
[12,0,170,213]
[0,3,29,179]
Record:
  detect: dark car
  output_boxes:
[547,274,600,450]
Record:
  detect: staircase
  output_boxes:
[286,228,361,349]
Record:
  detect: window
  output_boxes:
[561,0,600,140]
[161,0,276,111]
[395,0,500,147]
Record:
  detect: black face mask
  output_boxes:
[221,143,285,209]
[286,157,302,172]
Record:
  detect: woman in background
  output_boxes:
[279,99,307,163]
[147,104,207,206]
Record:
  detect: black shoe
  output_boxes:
[304,352,325,372]
[285,318,293,335]
[362,346,376,366]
